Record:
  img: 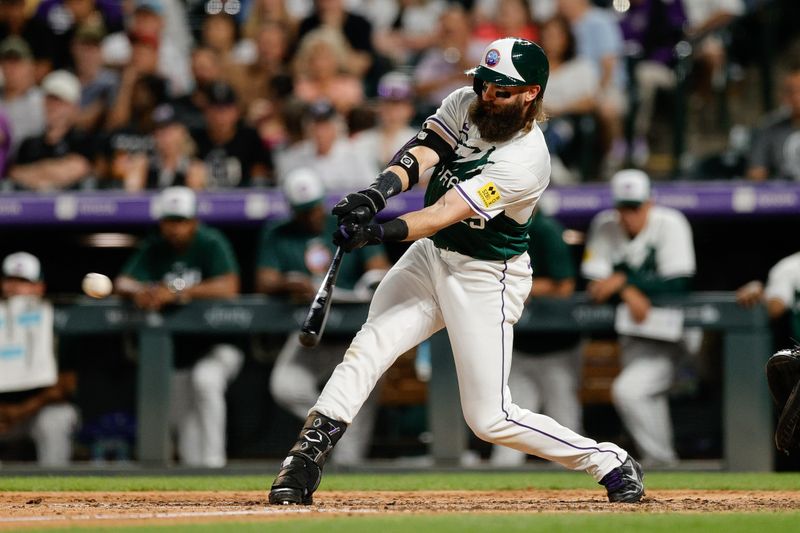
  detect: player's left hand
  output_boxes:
[333,222,383,252]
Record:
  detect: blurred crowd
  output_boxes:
[0,0,796,189]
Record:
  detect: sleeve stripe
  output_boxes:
[425,116,459,145]
[455,183,491,220]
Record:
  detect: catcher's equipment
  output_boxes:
[766,347,800,454]
[466,37,549,93]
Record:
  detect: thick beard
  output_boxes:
[468,96,529,143]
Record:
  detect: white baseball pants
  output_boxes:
[314,239,627,480]
[170,343,243,468]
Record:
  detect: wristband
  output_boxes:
[379,219,409,242]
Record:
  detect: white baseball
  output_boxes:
[82,273,113,298]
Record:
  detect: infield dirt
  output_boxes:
[1,490,799,529]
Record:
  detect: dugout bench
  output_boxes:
[54,293,772,471]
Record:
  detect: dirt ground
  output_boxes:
[1,490,799,529]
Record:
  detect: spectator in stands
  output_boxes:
[372,0,445,66]
[413,5,481,110]
[746,63,800,181]
[352,72,418,176]
[9,70,96,191]
[257,168,390,466]
[0,108,10,179]
[30,0,124,72]
[490,208,583,465]
[201,12,255,67]
[619,0,687,168]
[98,74,166,188]
[0,0,38,66]
[235,21,292,113]
[276,99,373,191]
[292,27,365,116]
[170,45,222,133]
[0,36,44,157]
[297,0,374,79]
[71,21,118,134]
[0,252,78,467]
[473,0,539,47]
[538,14,598,183]
[115,186,243,468]
[123,0,191,96]
[558,0,627,171]
[582,169,696,467]
[682,0,745,101]
[122,103,206,191]
[191,80,273,188]
[243,0,298,41]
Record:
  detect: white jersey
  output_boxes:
[582,205,695,282]
[424,87,551,260]
[765,252,800,313]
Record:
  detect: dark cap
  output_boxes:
[307,100,336,122]
[0,36,32,61]
[152,103,179,128]
[205,81,238,106]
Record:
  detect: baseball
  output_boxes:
[82,273,113,298]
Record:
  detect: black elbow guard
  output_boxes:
[388,128,454,187]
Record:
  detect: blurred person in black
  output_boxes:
[9,70,96,191]
[121,103,207,191]
[170,45,224,132]
[97,74,167,188]
[190,81,273,188]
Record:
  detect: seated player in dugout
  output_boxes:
[268,37,645,506]
[0,252,79,467]
[256,168,390,466]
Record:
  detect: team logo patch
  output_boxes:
[485,49,500,67]
[477,182,500,208]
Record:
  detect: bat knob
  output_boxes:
[298,330,320,348]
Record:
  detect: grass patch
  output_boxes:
[22,512,800,533]
[2,472,800,492]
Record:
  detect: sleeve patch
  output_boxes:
[477,182,501,208]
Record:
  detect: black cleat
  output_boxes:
[599,457,645,503]
[268,455,320,505]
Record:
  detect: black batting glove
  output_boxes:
[333,222,384,253]
[332,189,385,225]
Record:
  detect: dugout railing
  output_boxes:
[54,293,772,471]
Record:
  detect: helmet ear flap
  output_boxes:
[472,76,484,97]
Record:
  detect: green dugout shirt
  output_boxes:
[121,223,240,368]
[257,215,385,291]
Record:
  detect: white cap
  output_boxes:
[283,168,325,211]
[41,70,81,105]
[2,252,41,282]
[611,169,651,207]
[157,186,197,219]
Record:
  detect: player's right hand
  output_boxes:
[333,222,383,252]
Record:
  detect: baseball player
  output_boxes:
[582,169,696,467]
[269,37,644,505]
[257,168,390,466]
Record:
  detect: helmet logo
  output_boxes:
[485,49,500,67]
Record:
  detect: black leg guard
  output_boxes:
[268,412,347,505]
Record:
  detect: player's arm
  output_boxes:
[332,128,454,224]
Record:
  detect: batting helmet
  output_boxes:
[466,37,549,92]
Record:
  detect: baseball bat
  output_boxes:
[299,247,345,347]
